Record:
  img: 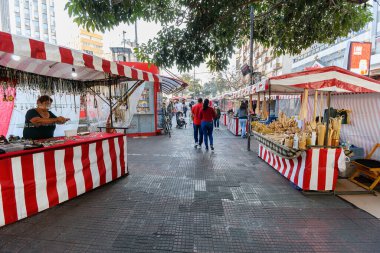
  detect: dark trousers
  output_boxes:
[214,118,220,128]
[193,124,203,145]
[201,121,214,148]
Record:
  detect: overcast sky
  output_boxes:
[55,1,216,83]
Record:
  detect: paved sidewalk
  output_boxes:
[0,124,380,252]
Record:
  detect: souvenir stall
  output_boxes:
[0,31,160,226]
[252,66,380,191]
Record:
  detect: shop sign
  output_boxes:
[347,42,372,76]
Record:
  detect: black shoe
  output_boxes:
[205,146,209,150]
[211,145,214,151]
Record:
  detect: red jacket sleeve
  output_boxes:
[199,110,203,120]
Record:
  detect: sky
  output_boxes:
[55,0,217,84]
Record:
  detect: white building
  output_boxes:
[236,42,292,84]
[0,0,57,44]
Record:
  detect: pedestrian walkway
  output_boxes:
[0,124,380,252]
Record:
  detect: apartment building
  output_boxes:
[0,0,57,44]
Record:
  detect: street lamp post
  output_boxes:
[247,6,254,151]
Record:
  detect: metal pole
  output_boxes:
[324,91,331,146]
[109,79,113,128]
[122,31,126,61]
[247,5,254,151]
[135,21,138,47]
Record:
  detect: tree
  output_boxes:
[180,73,202,97]
[66,0,372,72]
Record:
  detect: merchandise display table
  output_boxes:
[258,144,345,191]
[0,133,128,226]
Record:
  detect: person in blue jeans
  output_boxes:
[237,101,248,138]
[199,99,216,150]
[192,98,203,148]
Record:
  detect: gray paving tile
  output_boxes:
[0,122,379,252]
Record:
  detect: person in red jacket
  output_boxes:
[191,98,203,148]
[199,99,216,151]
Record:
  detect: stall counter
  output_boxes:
[258,144,345,191]
[0,132,128,226]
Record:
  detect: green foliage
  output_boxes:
[66,0,372,71]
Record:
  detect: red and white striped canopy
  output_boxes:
[260,66,380,94]
[0,31,161,82]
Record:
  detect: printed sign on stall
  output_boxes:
[347,42,372,76]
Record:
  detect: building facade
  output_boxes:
[236,41,292,84]
[79,29,104,57]
[0,0,56,44]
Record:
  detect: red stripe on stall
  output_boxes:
[59,47,74,65]
[44,150,59,207]
[0,159,18,224]
[96,141,107,185]
[119,136,126,175]
[302,149,313,190]
[108,139,118,180]
[131,68,138,80]
[318,149,328,191]
[293,156,302,186]
[102,59,111,74]
[83,54,95,69]
[287,159,295,179]
[20,155,38,216]
[142,72,148,81]
[117,64,125,76]
[0,32,14,53]
[29,39,46,60]
[81,143,93,192]
[64,147,77,199]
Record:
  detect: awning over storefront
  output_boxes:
[0,31,160,82]
[160,76,188,94]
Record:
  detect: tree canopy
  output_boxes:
[66,0,372,72]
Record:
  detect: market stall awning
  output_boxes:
[0,31,160,82]
[160,76,188,94]
[261,66,380,94]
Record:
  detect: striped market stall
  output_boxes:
[254,66,380,191]
[0,31,160,226]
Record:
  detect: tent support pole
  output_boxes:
[109,79,113,128]
[324,91,331,147]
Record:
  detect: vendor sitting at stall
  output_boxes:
[23,95,70,140]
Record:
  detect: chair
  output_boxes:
[349,144,380,191]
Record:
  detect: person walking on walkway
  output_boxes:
[192,98,203,148]
[182,99,188,118]
[174,100,183,121]
[237,101,248,138]
[199,99,216,151]
[214,105,221,129]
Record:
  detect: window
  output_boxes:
[16,28,21,35]
[33,20,39,31]
[15,16,21,28]
[25,29,31,36]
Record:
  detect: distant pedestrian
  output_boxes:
[167,101,174,122]
[237,101,248,138]
[174,100,183,121]
[192,98,203,148]
[214,105,221,129]
[182,100,188,117]
[199,99,216,151]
